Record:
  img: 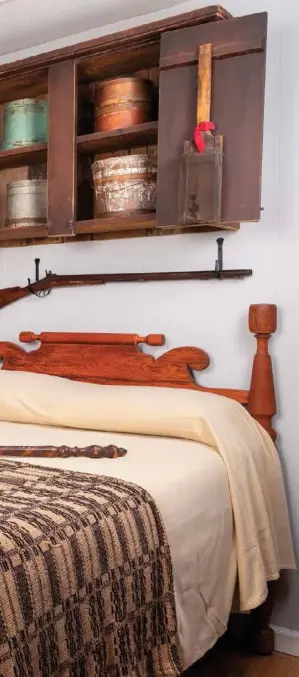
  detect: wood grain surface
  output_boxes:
[186,648,299,677]
[248,304,277,440]
[77,121,158,156]
[47,61,77,237]
[157,12,267,226]
[197,43,212,123]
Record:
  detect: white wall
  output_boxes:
[0,0,184,57]
[1,0,299,631]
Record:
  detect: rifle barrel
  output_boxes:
[50,270,252,285]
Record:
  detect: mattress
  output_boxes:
[0,420,237,670]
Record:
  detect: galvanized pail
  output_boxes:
[2,98,48,150]
[92,154,157,215]
[5,180,47,228]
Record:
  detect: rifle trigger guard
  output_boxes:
[32,289,51,299]
[27,283,51,299]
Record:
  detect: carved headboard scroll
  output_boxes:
[0,304,277,439]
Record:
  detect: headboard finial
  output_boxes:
[248,304,277,441]
[249,304,277,335]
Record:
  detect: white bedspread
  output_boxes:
[0,420,236,670]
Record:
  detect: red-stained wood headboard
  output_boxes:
[0,304,277,440]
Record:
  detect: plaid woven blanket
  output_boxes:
[0,460,181,677]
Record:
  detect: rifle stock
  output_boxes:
[0,286,32,309]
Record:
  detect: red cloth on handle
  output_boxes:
[193,121,215,152]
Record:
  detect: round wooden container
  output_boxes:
[92,154,157,215]
[2,98,48,150]
[5,179,47,228]
[95,77,155,132]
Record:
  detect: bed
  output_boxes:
[0,303,295,677]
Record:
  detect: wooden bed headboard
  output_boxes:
[0,303,277,440]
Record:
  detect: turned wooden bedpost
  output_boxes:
[247,304,278,655]
[248,304,277,442]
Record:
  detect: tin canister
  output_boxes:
[2,98,48,150]
[5,180,47,228]
[92,154,157,215]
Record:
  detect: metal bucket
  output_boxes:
[2,98,48,150]
[5,180,47,228]
[92,154,157,215]
[95,77,156,132]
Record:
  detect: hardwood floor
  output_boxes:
[185,648,299,676]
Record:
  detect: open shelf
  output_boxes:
[76,213,156,235]
[77,121,158,155]
[0,224,48,241]
[0,143,47,170]
[0,214,156,244]
[78,44,160,83]
[0,79,48,107]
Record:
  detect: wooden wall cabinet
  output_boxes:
[0,5,267,248]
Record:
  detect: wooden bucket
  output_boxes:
[95,77,156,132]
[2,98,47,150]
[5,179,47,228]
[92,154,157,215]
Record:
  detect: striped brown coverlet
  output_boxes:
[0,460,181,677]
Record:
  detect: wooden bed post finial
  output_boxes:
[248,304,277,441]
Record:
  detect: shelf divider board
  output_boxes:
[77,121,158,155]
[47,60,77,237]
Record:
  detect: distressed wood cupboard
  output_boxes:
[0,5,267,247]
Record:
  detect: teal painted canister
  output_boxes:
[2,98,47,150]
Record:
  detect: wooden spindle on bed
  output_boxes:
[248,304,277,441]
[18,332,165,346]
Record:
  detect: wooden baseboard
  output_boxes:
[271,624,299,656]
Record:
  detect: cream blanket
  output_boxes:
[0,370,295,612]
[184,393,296,611]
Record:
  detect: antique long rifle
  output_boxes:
[0,240,252,311]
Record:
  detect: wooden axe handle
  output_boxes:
[197,43,212,124]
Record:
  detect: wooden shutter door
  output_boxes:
[157,12,267,228]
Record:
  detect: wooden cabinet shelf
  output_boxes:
[76,213,156,235]
[0,224,48,246]
[77,121,158,155]
[0,214,156,245]
[0,224,47,241]
[0,143,47,170]
[0,6,267,247]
